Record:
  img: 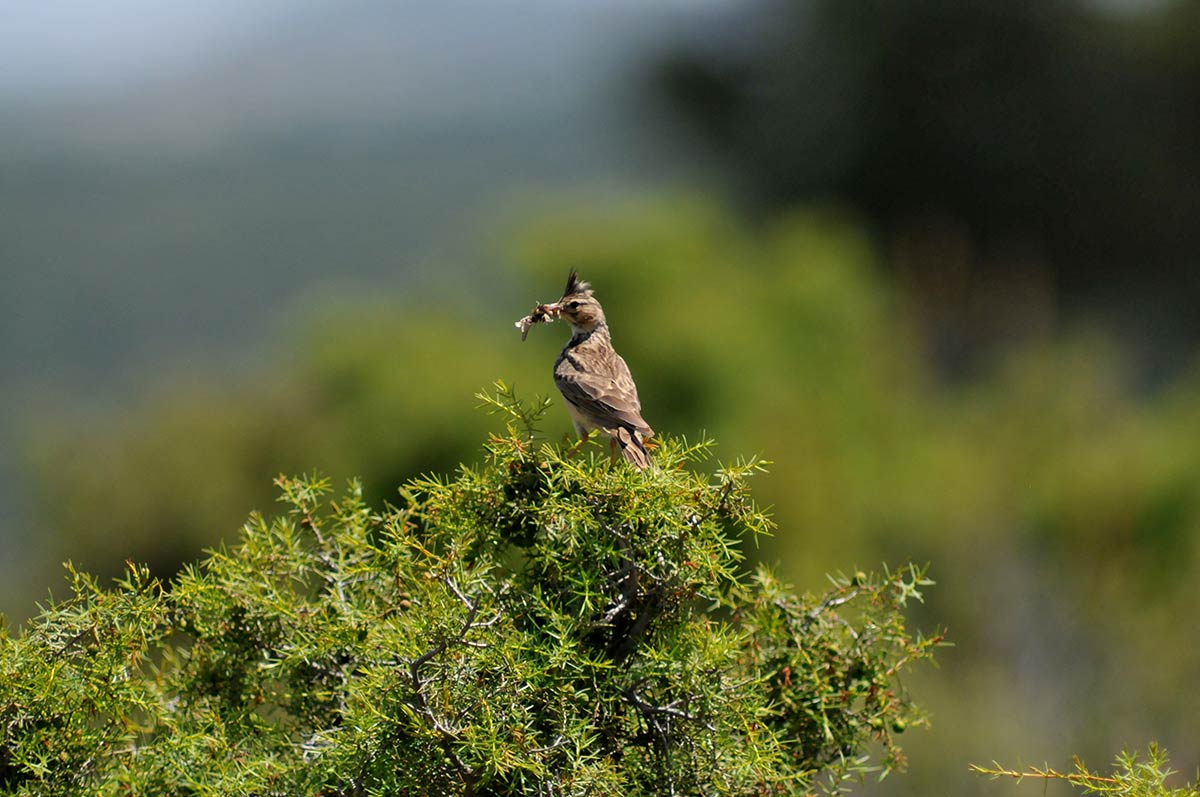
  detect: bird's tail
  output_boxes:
[615,427,651,470]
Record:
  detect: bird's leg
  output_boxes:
[609,437,618,463]
[567,430,590,457]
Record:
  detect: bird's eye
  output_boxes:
[566,301,580,311]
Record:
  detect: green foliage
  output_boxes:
[0,405,940,795]
[972,744,1196,797]
[12,197,1200,795]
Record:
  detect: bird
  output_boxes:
[544,271,654,469]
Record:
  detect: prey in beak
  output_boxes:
[515,299,562,341]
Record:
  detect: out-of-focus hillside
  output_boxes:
[0,1,705,392]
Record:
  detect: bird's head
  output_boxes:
[550,270,606,332]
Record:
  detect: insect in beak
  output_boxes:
[515,301,562,341]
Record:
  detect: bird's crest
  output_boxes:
[562,269,593,299]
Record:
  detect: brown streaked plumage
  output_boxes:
[544,271,654,469]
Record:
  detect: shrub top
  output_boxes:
[0,388,940,796]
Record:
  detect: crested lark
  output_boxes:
[534,271,654,469]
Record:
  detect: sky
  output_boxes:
[0,0,740,101]
[1,2,303,98]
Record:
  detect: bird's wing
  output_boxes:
[556,355,653,436]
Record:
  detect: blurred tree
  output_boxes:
[656,0,1200,374]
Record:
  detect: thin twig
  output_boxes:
[403,576,496,796]
[969,763,1122,786]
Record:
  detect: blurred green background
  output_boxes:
[3,2,1199,795]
